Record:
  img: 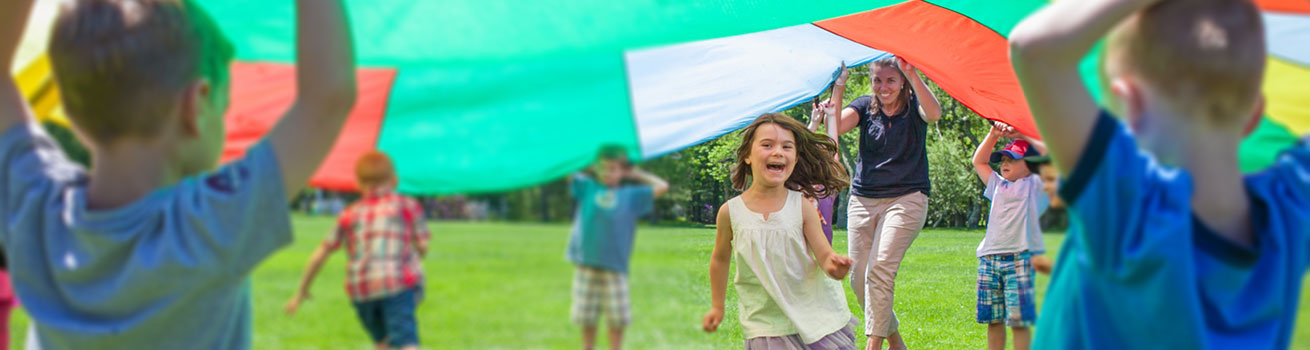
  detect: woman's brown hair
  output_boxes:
[730,114,849,198]
[868,57,914,116]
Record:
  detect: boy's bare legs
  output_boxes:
[987,323,1006,350]
[582,326,598,350]
[1012,327,1031,350]
[608,326,624,350]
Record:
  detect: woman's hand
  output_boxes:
[836,62,850,86]
[897,57,918,79]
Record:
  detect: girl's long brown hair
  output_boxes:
[730,114,849,199]
[869,58,914,116]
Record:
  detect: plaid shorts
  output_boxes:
[976,252,1036,327]
[571,265,631,328]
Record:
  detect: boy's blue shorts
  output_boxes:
[352,287,422,347]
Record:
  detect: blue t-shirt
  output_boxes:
[0,124,292,349]
[1035,112,1310,349]
[846,94,931,198]
[565,174,653,274]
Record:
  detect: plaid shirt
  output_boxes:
[324,188,430,302]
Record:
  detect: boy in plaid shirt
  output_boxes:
[567,145,668,350]
[286,151,430,350]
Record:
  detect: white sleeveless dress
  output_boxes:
[728,190,855,349]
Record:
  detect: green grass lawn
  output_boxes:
[9,215,1310,349]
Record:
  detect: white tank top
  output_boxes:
[727,190,851,343]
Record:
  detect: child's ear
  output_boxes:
[1241,95,1265,138]
[179,79,213,137]
[1111,78,1143,129]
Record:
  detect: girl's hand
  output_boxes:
[702,308,725,332]
[823,254,854,280]
[819,100,838,121]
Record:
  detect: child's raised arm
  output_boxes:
[0,0,36,130]
[824,101,840,146]
[802,199,852,280]
[973,123,1005,184]
[626,167,669,198]
[830,65,849,131]
[1022,136,1049,157]
[269,0,358,197]
[1001,124,1049,170]
[817,99,842,162]
[808,102,824,133]
[1009,0,1159,175]
[702,204,734,333]
[812,64,849,138]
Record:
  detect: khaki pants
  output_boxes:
[846,192,928,337]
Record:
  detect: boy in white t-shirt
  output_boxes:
[969,122,1050,350]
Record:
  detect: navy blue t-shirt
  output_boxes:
[846,94,931,198]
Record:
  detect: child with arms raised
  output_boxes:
[0,0,356,348]
[970,122,1050,350]
[702,114,858,350]
[806,64,850,244]
[1011,0,1310,348]
[566,145,669,350]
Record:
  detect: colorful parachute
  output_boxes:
[12,0,1310,193]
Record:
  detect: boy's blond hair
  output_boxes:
[355,151,396,189]
[48,0,235,145]
[1105,0,1265,126]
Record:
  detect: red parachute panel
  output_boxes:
[817,1,1039,138]
[221,62,397,192]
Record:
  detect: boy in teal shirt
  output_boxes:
[1011,0,1310,348]
[567,145,668,350]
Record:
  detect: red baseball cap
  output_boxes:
[990,139,1040,163]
